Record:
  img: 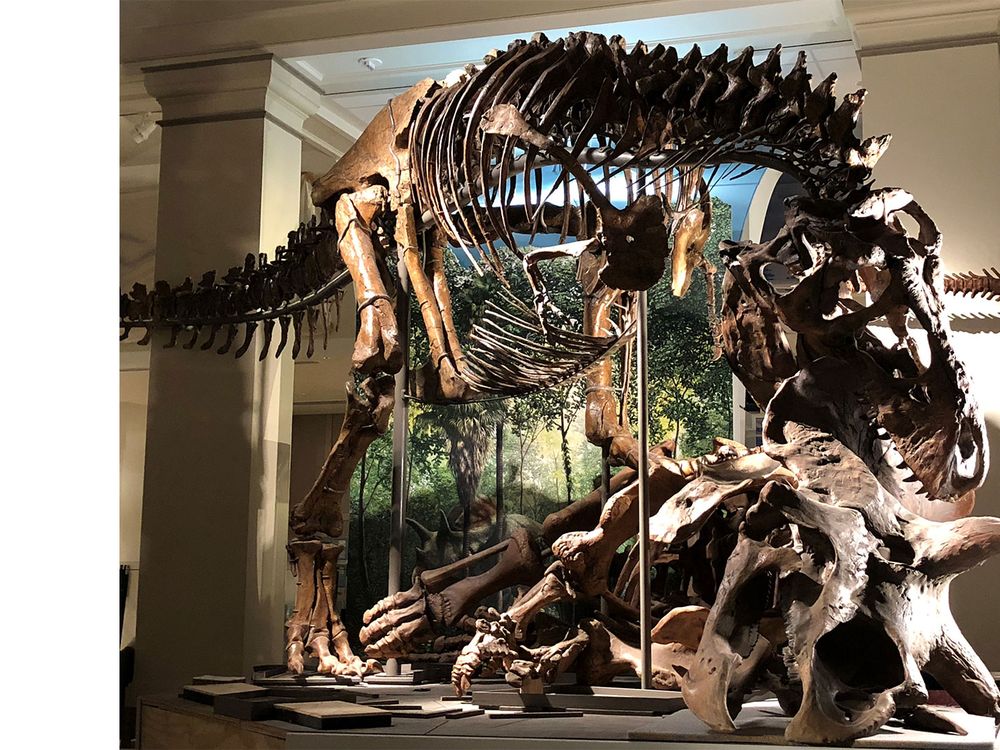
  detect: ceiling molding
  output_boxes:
[120,70,159,116]
[142,55,323,136]
[843,0,1000,55]
[121,0,793,63]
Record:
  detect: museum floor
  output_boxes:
[136,674,998,749]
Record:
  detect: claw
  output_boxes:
[360,579,444,659]
[451,612,520,695]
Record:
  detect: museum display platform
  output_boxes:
[137,673,999,749]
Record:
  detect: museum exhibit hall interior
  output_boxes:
[111,1,1000,747]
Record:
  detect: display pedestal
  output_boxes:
[138,680,998,749]
[628,699,997,748]
[473,684,685,715]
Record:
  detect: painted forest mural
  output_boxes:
[342,198,734,649]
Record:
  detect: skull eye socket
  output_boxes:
[956,416,978,462]
[814,613,905,693]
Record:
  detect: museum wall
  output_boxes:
[120,367,148,648]
[119,381,346,644]
[120,181,157,651]
[861,40,1000,670]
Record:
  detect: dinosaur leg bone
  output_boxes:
[451,563,576,694]
[334,186,401,373]
[551,457,693,597]
[396,204,469,400]
[306,543,381,676]
[285,540,322,674]
[582,286,647,466]
[284,374,394,675]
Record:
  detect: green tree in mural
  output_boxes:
[344,198,734,649]
[637,198,734,455]
[505,388,558,513]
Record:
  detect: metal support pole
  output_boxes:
[495,421,505,609]
[495,422,505,539]
[600,444,611,503]
[599,442,611,617]
[636,289,652,690]
[385,254,411,677]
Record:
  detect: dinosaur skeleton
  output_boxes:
[121,31,999,744]
[945,267,1000,302]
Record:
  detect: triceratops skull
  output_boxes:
[682,422,1000,744]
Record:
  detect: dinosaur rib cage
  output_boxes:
[120,31,891,401]
[410,31,886,262]
[459,289,637,397]
[409,31,886,397]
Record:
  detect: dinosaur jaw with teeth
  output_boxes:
[867,415,977,520]
[724,189,987,517]
[765,353,984,520]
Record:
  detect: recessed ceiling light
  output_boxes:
[358,57,383,71]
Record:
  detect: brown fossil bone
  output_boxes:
[501,617,698,691]
[683,423,1000,744]
[284,374,393,675]
[721,190,988,516]
[669,174,712,298]
[121,30,998,729]
[577,618,696,690]
[945,267,1000,301]
[360,527,546,660]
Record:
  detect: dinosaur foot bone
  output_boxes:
[506,627,591,688]
[285,539,381,677]
[451,610,520,695]
[360,578,449,659]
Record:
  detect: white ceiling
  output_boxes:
[287,0,861,124]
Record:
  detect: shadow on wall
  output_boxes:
[951,415,1000,671]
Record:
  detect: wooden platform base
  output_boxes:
[138,685,998,750]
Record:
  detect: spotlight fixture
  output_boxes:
[131,112,158,145]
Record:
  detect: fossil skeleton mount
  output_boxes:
[121,32,1000,745]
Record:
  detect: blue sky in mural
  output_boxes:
[447,163,764,262]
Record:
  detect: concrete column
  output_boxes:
[846,2,1000,668]
[134,54,320,697]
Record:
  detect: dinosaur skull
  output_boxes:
[407,511,464,570]
[683,422,1000,745]
[721,189,987,508]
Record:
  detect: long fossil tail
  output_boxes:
[120,214,350,361]
[944,267,1000,302]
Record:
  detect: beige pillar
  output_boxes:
[846,2,1000,668]
[134,54,320,697]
